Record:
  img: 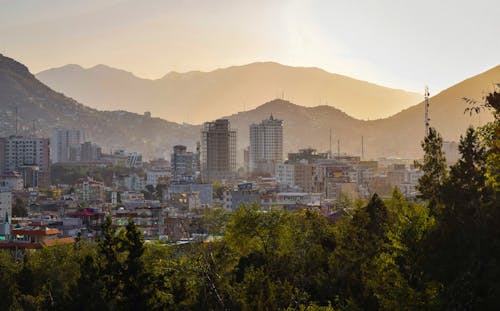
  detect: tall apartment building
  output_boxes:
[171,145,199,183]
[51,128,85,163]
[201,119,237,182]
[249,115,283,175]
[0,136,50,188]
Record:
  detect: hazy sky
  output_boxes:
[0,0,498,93]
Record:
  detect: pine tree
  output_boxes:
[415,127,447,203]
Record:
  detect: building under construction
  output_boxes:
[200,119,237,182]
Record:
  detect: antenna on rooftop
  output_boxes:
[32,119,36,137]
[425,86,430,136]
[337,139,340,158]
[361,136,364,160]
[329,128,332,159]
[15,105,18,135]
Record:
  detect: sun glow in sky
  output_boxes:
[0,0,498,93]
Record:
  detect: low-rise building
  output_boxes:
[0,220,74,249]
[0,171,23,191]
[167,183,213,207]
[74,177,105,202]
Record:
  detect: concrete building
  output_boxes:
[0,136,50,188]
[171,145,199,183]
[287,148,328,163]
[80,142,102,162]
[0,188,12,224]
[123,174,146,191]
[387,164,423,198]
[249,115,283,175]
[223,183,260,210]
[0,220,74,249]
[74,177,105,202]
[168,183,213,207]
[275,163,295,187]
[201,119,237,182]
[294,162,316,193]
[0,171,23,191]
[146,169,169,187]
[51,128,85,163]
[106,150,143,168]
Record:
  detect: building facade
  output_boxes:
[74,177,105,202]
[51,128,85,163]
[201,119,237,182]
[0,188,12,224]
[171,145,199,183]
[0,171,23,191]
[249,115,283,175]
[0,136,50,188]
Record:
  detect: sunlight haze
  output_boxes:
[1,0,498,95]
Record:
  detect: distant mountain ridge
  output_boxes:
[0,54,198,160]
[36,61,422,123]
[1,54,498,162]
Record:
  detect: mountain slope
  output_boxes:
[2,54,498,163]
[0,54,198,160]
[221,65,499,160]
[36,62,421,123]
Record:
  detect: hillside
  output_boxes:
[2,54,499,163]
[0,54,198,160]
[223,65,499,160]
[36,62,421,123]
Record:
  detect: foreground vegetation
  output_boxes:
[1,91,499,310]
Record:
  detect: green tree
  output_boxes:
[425,126,496,309]
[12,197,28,217]
[415,127,447,203]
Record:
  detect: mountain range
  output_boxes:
[1,53,498,162]
[36,62,422,123]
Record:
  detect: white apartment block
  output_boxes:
[249,115,283,175]
[275,163,295,187]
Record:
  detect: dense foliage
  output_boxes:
[0,91,498,310]
[51,163,145,186]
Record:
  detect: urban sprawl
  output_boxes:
[0,115,459,250]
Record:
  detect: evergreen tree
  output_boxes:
[415,127,447,203]
[121,220,149,310]
[425,126,495,309]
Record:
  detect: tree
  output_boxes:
[121,220,150,310]
[331,194,392,309]
[415,127,447,203]
[12,197,28,217]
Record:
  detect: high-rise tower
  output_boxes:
[201,119,237,182]
[51,128,85,163]
[249,115,283,175]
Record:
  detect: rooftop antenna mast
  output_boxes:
[361,136,364,160]
[425,86,430,136]
[329,128,332,159]
[15,105,18,135]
